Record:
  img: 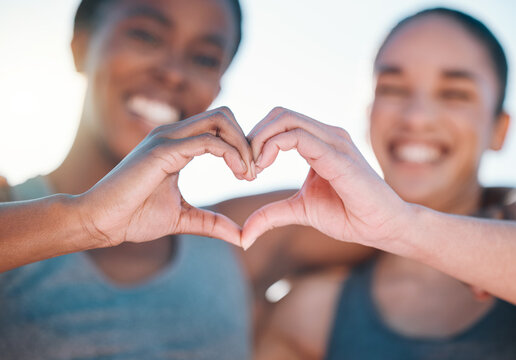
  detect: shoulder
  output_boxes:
[0,175,11,202]
[480,187,516,220]
[256,267,349,360]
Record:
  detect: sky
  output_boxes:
[0,0,515,206]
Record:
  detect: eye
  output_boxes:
[192,54,221,69]
[439,89,472,102]
[376,84,409,97]
[126,28,162,47]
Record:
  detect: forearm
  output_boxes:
[395,204,516,303]
[0,195,101,272]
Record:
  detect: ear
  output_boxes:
[489,111,510,151]
[71,30,90,73]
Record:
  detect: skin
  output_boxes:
[248,15,514,359]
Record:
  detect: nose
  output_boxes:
[154,52,187,89]
[400,92,438,130]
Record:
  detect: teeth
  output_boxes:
[394,144,441,164]
[127,96,180,126]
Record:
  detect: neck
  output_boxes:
[47,118,119,195]
[422,178,482,216]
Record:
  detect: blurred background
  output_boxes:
[0,0,515,205]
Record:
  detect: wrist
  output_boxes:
[65,194,113,251]
[389,202,435,262]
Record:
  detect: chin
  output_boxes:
[388,180,445,208]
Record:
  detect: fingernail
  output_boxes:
[242,238,255,251]
[240,159,247,173]
[256,154,263,167]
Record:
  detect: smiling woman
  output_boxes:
[71,0,239,162]
[370,8,509,212]
[249,8,516,360]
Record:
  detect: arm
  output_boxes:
[398,205,516,303]
[242,107,516,304]
[0,195,96,272]
[0,107,253,272]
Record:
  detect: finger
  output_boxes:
[247,106,286,141]
[178,203,242,247]
[153,107,255,180]
[248,107,349,163]
[98,132,248,213]
[256,129,351,183]
[160,133,250,178]
[241,195,306,250]
[257,129,384,212]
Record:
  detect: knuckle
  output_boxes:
[271,106,287,117]
[211,110,229,125]
[199,133,216,146]
[333,126,351,141]
[148,125,164,137]
[291,128,304,137]
[216,105,231,114]
[214,107,234,123]
[145,135,167,152]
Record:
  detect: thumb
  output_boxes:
[241,196,307,250]
[178,204,243,247]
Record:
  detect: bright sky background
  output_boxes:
[1,0,515,206]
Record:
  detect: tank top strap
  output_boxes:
[324,256,380,359]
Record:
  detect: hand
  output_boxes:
[75,107,254,248]
[242,107,410,250]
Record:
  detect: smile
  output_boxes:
[127,95,181,127]
[390,142,448,165]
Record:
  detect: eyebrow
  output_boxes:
[125,6,171,27]
[200,34,226,50]
[441,69,478,82]
[375,64,403,76]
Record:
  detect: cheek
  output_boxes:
[184,75,221,115]
[369,101,396,154]
[444,111,488,180]
[446,106,492,155]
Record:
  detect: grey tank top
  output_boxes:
[1,176,251,360]
[325,258,516,360]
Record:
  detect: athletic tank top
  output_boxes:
[0,176,251,360]
[325,188,516,360]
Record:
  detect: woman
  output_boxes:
[249,8,516,359]
[0,0,371,358]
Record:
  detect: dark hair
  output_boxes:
[376,7,508,115]
[74,0,243,58]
